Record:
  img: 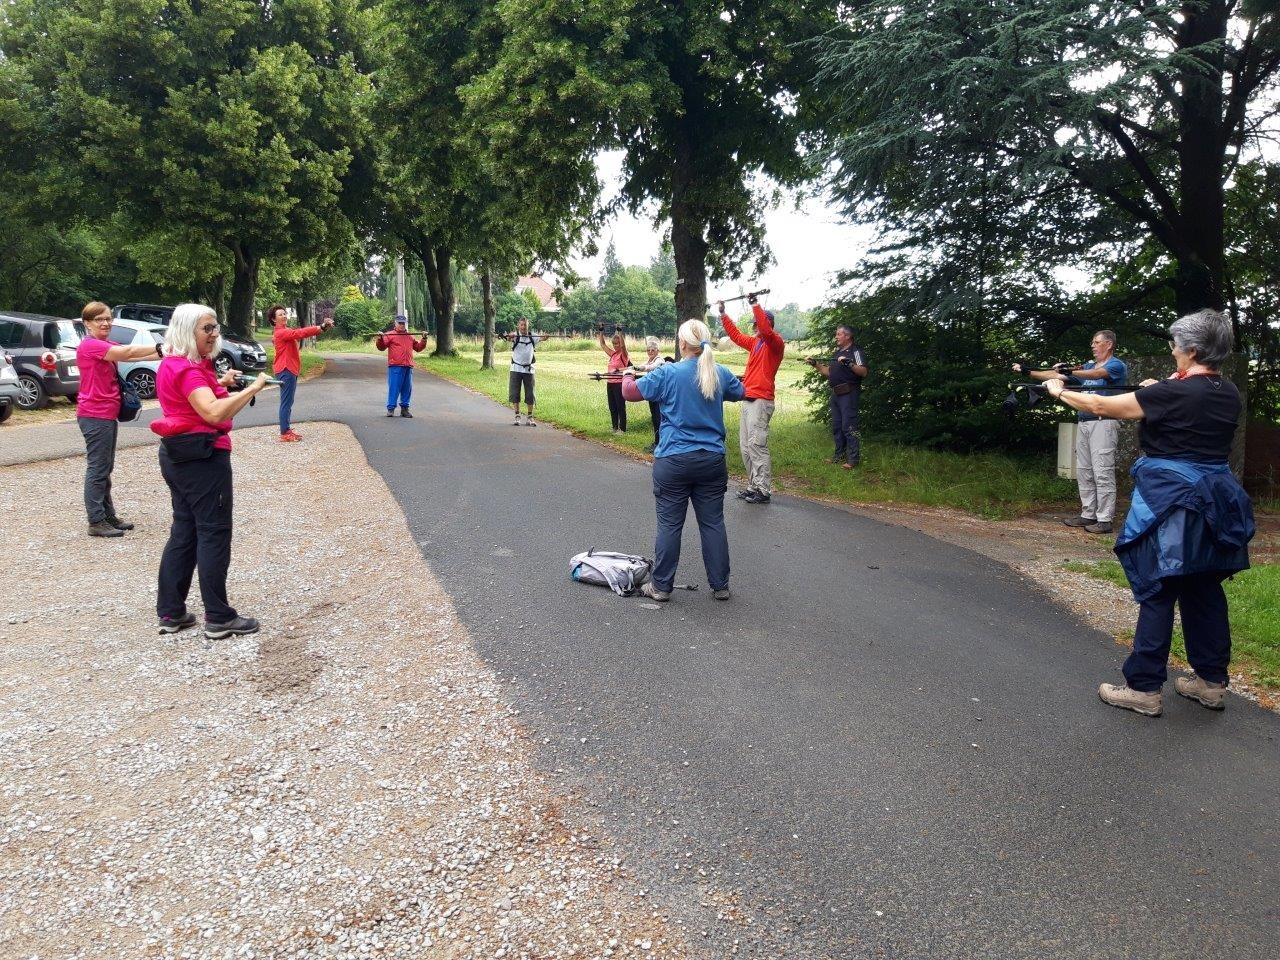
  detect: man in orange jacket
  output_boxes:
[718,294,785,504]
[270,304,333,442]
[376,315,429,417]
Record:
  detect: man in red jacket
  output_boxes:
[376,315,429,417]
[719,294,785,504]
[270,304,333,442]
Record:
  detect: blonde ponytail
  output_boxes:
[678,318,718,399]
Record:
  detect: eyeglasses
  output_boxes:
[200,323,220,334]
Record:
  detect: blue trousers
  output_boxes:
[277,370,297,434]
[651,450,730,592]
[387,365,413,410]
[1123,573,1231,692]
[830,391,860,465]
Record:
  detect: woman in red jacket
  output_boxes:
[270,304,332,442]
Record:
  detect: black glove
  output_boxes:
[1053,362,1073,375]
[1012,361,1029,376]
[747,294,758,305]
[596,322,605,332]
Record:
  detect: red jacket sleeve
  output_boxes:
[720,313,754,351]
[752,303,785,353]
[277,325,322,343]
[413,336,428,352]
[375,335,387,351]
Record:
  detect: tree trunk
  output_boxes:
[671,127,709,336]
[227,243,259,339]
[1174,2,1228,313]
[481,263,495,370]
[420,242,456,356]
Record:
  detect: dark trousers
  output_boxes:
[830,391,861,465]
[157,447,237,624]
[386,365,413,410]
[277,370,298,434]
[648,401,662,444]
[606,382,627,430]
[78,416,118,523]
[651,451,730,592]
[1123,573,1231,692]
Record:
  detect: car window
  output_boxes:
[117,307,137,320]
[0,320,23,348]
[139,309,171,324]
[45,321,85,350]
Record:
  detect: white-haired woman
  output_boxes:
[1044,309,1254,717]
[639,335,669,453]
[150,304,268,640]
[621,319,744,601]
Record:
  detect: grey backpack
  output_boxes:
[570,549,653,596]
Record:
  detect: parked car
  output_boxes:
[106,317,167,400]
[0,310,83,410]
[0,351,20,422]
[112,303,175,326]
[113,302,268,376]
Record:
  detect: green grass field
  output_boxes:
[1064,560,1279,692]
[414,337,1079,518]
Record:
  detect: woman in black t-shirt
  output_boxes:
[1043,309,1254,718]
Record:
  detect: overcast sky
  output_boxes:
[564,151,879,311]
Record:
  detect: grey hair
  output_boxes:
[836,325,854,339]
[645,336,660,351]
[1094,329,1117,346]
[167,303,220,362]
[1170,309,1233,368]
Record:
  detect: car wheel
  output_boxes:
[214,352,235,377]
[16,374,48,410]
[127,368,157,400]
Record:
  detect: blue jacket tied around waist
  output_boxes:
[1114,457,1254,602]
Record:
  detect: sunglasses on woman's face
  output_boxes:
[200,323,220,335]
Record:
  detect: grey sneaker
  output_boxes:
[107,516,135,531]
[712,588,731,601]
[204,616,260,640]
[639,581,671,602]
[525,416,536,426]
[1098,682,1162,717]
[88,520,124,538]
[1085,520,1114,534]
[386,409,395,417]
[1064,515,1095,527]
[158,611,199,635]
[514,414,524,426]
[1174,673,1227,710]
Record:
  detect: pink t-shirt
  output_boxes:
[75,336,120,420]
[156,356,233,452]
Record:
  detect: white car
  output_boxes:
[107,317,167,400]
[0,351,19,422]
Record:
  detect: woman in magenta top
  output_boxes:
[151,304,267,640]
[75,301,168,537]
[596,324,632,433]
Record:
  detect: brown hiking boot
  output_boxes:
[88,520,124,538]
[1174,673,1228,711]
[1098,682,1162,717]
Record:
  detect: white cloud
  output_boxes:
[564,151,877,310]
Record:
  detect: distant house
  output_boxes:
[515,275,561,312]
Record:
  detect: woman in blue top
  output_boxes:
[622,319,744,602]
[1044,309,1254,717]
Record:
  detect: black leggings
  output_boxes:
[649,401,661,444]
[606,382,627,431]
[157,447,236,623]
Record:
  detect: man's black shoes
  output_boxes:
[743,490,771,505]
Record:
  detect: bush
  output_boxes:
[333,298,390,338]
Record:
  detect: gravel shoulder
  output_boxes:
[0,424,696,960]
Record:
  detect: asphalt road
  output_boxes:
[10,354,1279,959]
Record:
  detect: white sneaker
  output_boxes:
[513,414,524,426]
[525,416,536,426]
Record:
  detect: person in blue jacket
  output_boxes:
[620,318,744,602]
[1044,309,1254,717]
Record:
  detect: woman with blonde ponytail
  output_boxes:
[620,319,745,602]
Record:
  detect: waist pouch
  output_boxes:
[833,382,855,396]
[162,432,217,463]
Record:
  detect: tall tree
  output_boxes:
[813,0,1280,317]
[3,0,372,336]
[472,0,837,326]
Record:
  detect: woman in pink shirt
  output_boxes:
[151,304,267,640]
[595,324,631,434]
[76,301,168,538]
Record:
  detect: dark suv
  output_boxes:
[0,311,83,410]
[112,302,268,375]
